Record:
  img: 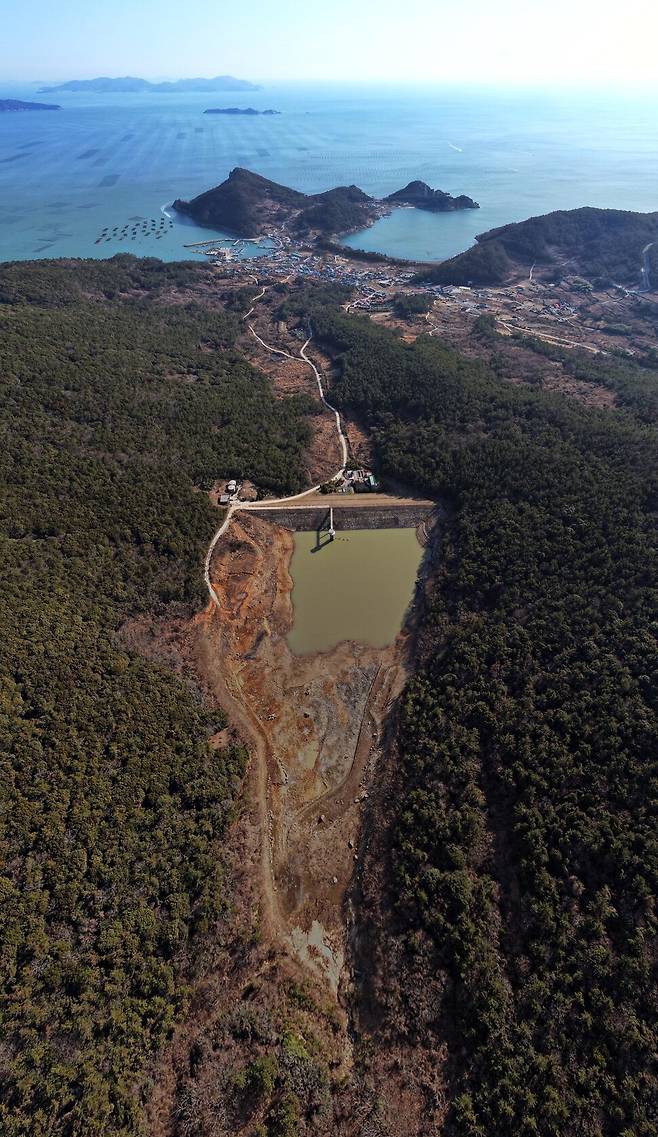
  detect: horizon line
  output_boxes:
[5,76,658,92]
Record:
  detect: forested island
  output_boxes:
[416,205,658,288]
[38,75,259,93]
[204,107,281,115]
[173,168,374,236]
[0,98,60,111]
[173,167,479,238]
[387,179,479,212]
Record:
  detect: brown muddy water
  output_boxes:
[286,527,424,655]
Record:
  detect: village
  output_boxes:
[190,226,657,359]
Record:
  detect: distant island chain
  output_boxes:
[37,74,260,94]
[204,107,281,116]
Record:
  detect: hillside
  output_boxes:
[174,168,478,238]
[0,256,315,1136]
[174,167,309,235]
[416,206,658,288]
[5,257,658,1136]
[174,167,375,236]
[38,75,259,93]
[307,299,658,1136]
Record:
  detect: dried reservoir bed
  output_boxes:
[206,511,431,993]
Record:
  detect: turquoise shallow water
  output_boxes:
[2,83,658,263]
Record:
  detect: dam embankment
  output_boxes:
[248,503,436,532]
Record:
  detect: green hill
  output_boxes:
[174,167,374,237]
[416,206,658,288]
[308,299,658,1137]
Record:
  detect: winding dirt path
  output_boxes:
[497,317,607,355]
[200,284,355,964]
[196,615,282,941]
[204,282,349,610]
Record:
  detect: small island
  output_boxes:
[173,167,479,241]
[0,98,60,112]
[386,180,479,212]
[204,107,281,116]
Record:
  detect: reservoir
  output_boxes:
[287,528,424,655]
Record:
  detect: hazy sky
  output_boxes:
[2,0,657,86]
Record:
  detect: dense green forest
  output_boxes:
[393,292,434,320]
[174,167,308,236]
[0,257,313,1136]
[5,253,658,1135]
[293,186,373,236]
[309,306,658,1135]
[415,206,658,287]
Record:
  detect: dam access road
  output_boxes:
[204,280,434,609]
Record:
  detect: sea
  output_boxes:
[2,82,658,265]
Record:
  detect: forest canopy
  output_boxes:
[4,254,658,1136]
[308,302,658,1137]
[0,257,314,1136]
[415,206,658,288]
